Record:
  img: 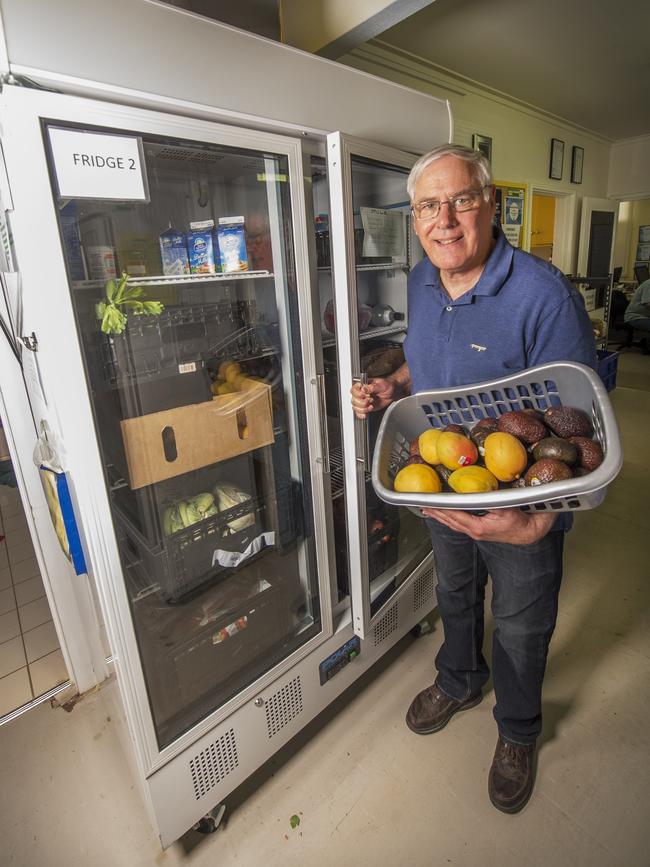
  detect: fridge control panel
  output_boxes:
[319,636,361,685]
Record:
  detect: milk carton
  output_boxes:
[159,226,190,276]
[187,220,217,274]
[216,216,249,273]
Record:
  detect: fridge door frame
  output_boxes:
[0,85,334,771]
[327,132,429,639]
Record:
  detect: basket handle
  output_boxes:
[352,373,370,473]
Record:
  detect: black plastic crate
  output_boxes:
[117,483,298,603]
[132,565,297,732]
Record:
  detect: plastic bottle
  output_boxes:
[370,304,405,327]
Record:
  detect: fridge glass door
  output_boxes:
[42,121,323,748]
[327,135,431,637]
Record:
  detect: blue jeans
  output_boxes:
[426,519,564,744]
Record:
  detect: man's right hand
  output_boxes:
[350,377,400,419]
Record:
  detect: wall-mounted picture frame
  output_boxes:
[639,225,650,244]
[472,133,492,163]
[571,146,584,184]
[549,138,564,180]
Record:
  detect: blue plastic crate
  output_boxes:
[597,349,618,392]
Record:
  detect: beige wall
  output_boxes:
[341,41,625,275]
[609,136,650,201]
[343,42,612,197]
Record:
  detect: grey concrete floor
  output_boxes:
[0,350,648,867]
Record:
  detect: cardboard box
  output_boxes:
[120,383,274,489]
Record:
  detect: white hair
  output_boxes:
[407,144,493,201]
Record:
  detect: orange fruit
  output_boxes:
[394,463,442,493]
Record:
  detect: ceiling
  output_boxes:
[161,0,650,141]
[377,0,650,141]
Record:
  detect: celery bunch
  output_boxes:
[96,272,164,335]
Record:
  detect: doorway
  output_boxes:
[529,190,576,275]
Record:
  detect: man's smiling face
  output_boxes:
[412,155,496,281]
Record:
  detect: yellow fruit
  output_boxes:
[213,381,235,395]
[394,463,442,493]
[483,432,528,482]
[418,428,443,464]
[231,373,249,391]
[224,362,242,383]
[436,431,479,470]
[217,360,232,379]
[448,466,499,493]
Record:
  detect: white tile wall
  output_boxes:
[0,609,21,644]
[0,635,27,678]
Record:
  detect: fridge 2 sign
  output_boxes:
[47,128,150,201]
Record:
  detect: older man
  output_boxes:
[351,144,596,813]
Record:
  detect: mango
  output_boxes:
[394,462,442,493]
[418,428,443,464]
[436,431,478,470]
[483,432,528,482]
[224,362,242,384]
[448,466,499,493]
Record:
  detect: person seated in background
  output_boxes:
[623,277,650,353]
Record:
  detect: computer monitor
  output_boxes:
[612,266,622,284]
[634,264,650,284]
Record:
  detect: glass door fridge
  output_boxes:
[326,134,435,638]
[1,88,332,758]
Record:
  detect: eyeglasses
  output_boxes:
[410,185,492,221]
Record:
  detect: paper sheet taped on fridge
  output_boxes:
[120,384,274,489]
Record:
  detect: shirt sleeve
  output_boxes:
[527,295,598,370]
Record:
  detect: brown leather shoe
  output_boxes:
[405,682,482,734]
[488,736,536,813]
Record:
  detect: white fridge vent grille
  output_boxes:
[188,728,239,800]
[413,567,436,612]
[265,676,303,738]
[373,602,399,646]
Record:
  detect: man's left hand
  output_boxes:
[421,507,557,545]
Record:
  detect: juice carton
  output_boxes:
[187,220,217,274]
[216,216,249,273]
[158,226,190,276]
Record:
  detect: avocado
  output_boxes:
[442,423,468,436]
[520,407,545,423]
[509,477,528,489]
[497,410,548,445]
[409,438,421,458]
[568,436,604,471]
[434,465,454,486]
[532,437,578,466]
[406,455,426,466]
[470,428,492,455]
[524,458,573,486]
[544,406,592,438]
[473,417,499,434]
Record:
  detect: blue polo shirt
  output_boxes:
[404,228,597,393]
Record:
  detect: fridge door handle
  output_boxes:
[315,374,331,475]
[351,373,370,472]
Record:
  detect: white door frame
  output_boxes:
[528,187,578,276]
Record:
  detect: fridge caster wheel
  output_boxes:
[410,619,432,638]
[193,803,226,834]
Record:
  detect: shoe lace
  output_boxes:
[501,740,526,771]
